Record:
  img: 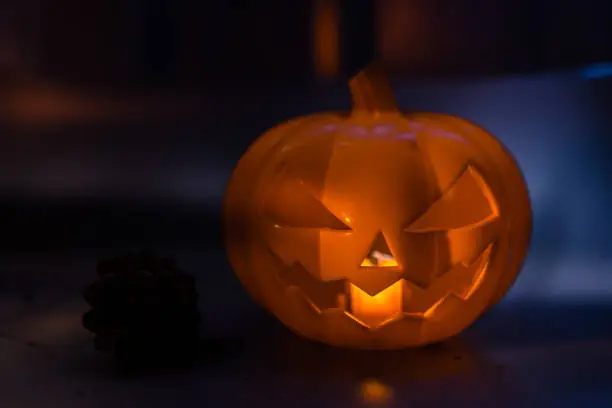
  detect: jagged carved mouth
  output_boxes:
[268,244,494,330]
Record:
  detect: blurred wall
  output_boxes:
[2,73,611,254]
[2,72,612,302]
[377,0,612,75]
[1,0,611,302]
[0,0,41,80]
[2,0,612,86]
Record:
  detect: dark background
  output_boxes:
[0,1,611,407]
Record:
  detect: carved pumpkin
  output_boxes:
[224,66,532,349]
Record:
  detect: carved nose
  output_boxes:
[360,232,398,268]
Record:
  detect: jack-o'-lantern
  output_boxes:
[224,65,532,349]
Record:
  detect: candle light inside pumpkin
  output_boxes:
[349,280,404,327]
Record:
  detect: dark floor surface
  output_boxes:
[0,246,611,408]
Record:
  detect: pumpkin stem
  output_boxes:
[349,63,399,115]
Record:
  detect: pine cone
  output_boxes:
[82,250,201,368]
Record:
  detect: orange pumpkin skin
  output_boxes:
[224,68,532,349]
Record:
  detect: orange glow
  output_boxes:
[349,280,403,327]
[4,84,200,125]
[359,379,394,404]
[313,0,340,78]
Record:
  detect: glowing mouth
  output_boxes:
[348,280,405,327]
[347,245,493,329]
[269,240,493,330]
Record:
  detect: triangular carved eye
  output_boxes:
[262,179,351,230]
[405,165,499,232]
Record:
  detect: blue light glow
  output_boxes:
[581,62,612,79]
